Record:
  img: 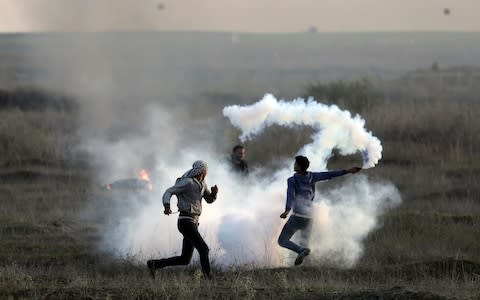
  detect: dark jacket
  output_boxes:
[229,155,249,175]
[286,170,347,217]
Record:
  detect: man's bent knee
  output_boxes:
[178,256,192,265]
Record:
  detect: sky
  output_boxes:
[0,0,478,33]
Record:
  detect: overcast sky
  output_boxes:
[1,0,478,33]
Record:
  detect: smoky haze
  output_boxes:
[14,31,453,268]
[14,29,480,267]
[90,93,401,268]
[2,0,480,32]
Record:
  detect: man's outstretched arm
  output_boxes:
[312,167,361,182]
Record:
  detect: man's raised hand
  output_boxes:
[280,210,290,219]
[211,185,218,196]
[164,206,172,215]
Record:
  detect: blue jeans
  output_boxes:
[278,215,313,254]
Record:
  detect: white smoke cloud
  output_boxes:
[223,93,382,169]
[23,29,398,268]
[310,175,401,267]
[97,93,401,269]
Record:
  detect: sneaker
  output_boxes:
[294,248,311,266]
[147,260,155,279]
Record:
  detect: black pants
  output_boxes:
[151,219,210,275]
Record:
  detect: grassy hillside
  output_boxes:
[0,63,479,299]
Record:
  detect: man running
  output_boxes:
[147,160,218,279]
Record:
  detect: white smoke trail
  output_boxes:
[217,94,400,266]
[99,93,400,269]
[223,93,382,169]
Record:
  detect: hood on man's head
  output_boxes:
[182,160,208,178]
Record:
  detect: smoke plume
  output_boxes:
[16,31,401,268]
[223,93,382,169]
[97,94,400,269]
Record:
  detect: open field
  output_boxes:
[1,80,479,299]
[0,33,479,299]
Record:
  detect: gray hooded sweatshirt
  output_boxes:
[162,177,216,223]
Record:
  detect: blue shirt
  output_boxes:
[286,170,347,217]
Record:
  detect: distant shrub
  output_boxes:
[0,87,78,112]
[0,88,81,165]
[304,78,381,113]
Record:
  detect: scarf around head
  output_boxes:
[181,160,208,178]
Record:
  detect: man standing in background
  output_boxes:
[278,155,361,266]
[229,144,249,176]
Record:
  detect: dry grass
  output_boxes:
[1,259,478,299]
[0,109,80,165]
[0,82,479,299]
